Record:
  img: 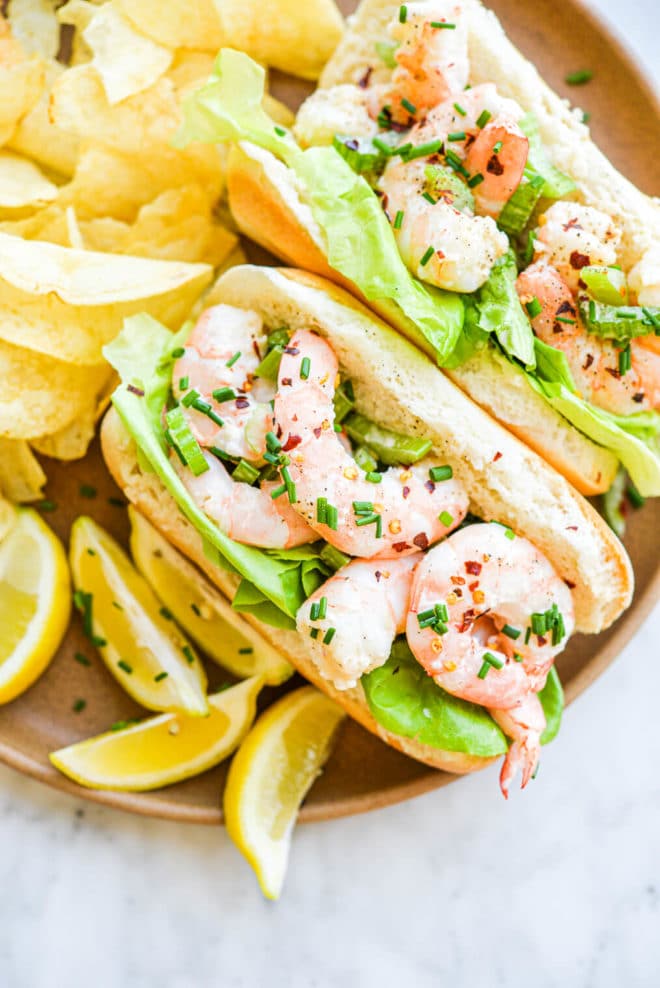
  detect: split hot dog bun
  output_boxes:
[101,265,633,774]
[225,0,660,497]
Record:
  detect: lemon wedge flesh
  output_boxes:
[50,676,263,791]
[0,507,70,704]
[70,516,208,716]
[129,507,292,685]
[224,686,345,900]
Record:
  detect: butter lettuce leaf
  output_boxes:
[104,314,329,627]
[177,49,464,366]
[362,639,563,756]
[462,251,536,367]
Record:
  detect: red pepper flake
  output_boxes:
[537,635,547,646]
[605,367,621,379]
[358,66,373,89]
[552,322,564,334]
[450,575,466,585]
[283,346,300,355]
[252,339,262,360]
[235,397,250,409]
[375,570,382,582]
[493,451,502,462]
[393,541,411,553]
[468,580,480,593]
[436,248,446,260]
[557,300,576,316]
[563,217,583,232]
[281,377,292,386]
[424,480,436,494]
[458,609,476,633]
[564,578,576,589]
[487,155,504,176]
[566,525,578,531]
[402,485,411,499]
[313,427,322,439]
[127,384,145,397]
[453,587,463,597]
[633,392,645,403]
[282,434,302,452]
[569,250,590,270]
[465,560,482,576]
[413,532,429,550]
[583,353,594,370]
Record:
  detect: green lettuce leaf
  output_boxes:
[463,251,536,367]
[526,340,660,496]
[177,49,464,366]
[361,639,564,757]
[519,112,577,199]
[104,314,329,627]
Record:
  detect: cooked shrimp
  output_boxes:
[372,1,469,125]
[491,692,546,798]
[629,245,660,307]
[517,261,660,414]
[297,554,420,690]
[274,329,469,558]
[533,202,621,293]
[294,84,379,148]
[172,305,275,462]
[406,522,574,709]
[173,450,316,550]
[379,157,509,292]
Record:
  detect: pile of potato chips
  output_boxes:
[0,0,344,501]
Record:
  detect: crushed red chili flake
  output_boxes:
[424,480,436,494]
[282,434,302,452]
[583,354,594,370]
[570,250,590,270]
[252,339,262,360]
[465,560,482,576]
[235,397,250,409]
[566,525,578,531]
[413,533,429,550]
[493,451,502,462]
[127,384,145,397]
[537,635,547,646]
[606,367,621,379]
[458,609,476,633]
[450,575,466,585]
[552,322,564,334]
[633,392,645,403]
[358,66,373,88]
[393,541,411,552]
[487,155,504,176]
[402,485,411,499]
[375,570,382,582]
[283,346,300,355]
[563,217,583,232]
[281,377,292,386]
[436,248,446,259]
[557,300,576,316]
[564,579,576,589]
[313,427,322,439]
[468,580,480,593]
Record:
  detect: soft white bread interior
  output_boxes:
[226,0,660,495]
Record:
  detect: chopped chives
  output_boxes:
[182,645,195,665]
[212,386,236,403]
[326,504,339,530]
[72,698,86,713]
[526,297,543,318]
[355,512,380,527]
[233,460,260,485]
[401,98,417,115]
[79,484,97,499]
[555,316,576,324]
[434,603,449,622]
[618,344,631,376]
[36,500,57,512]
[420,246,435,266]
[396,142,413,158]
[192,397,223,427]
[422,191,437,205]
[226,351,241,368]
[117,660,133,674]
[366,471,382,483]
[394,210,405,229]
[627,481,645,509]
[431,21,455,28]
[323,628,336,645]
[445,149,470,177]
[310,628,319,640]
[179,376,189,391]
[477,660,490,679]
[483,651,504,669]
[353,500,374,513]
[154,671,169,682]
[318,596,328,620]
[310,601,320,621]
[439,511,453,526]
[171,347,185,358]
[375,515,383,538]
[274,125,287,136]
[447,131,466,142]
[74,652,91,666]
[238,647,254,655]
[266,431,282,453]
[429,465,453,482]
[403,139,443,160]
[270,483,287,500]
[525,627,532,644]
[300,356,311,380]
[467,172,484,188]
[502,624,521,640]
[317,496,328,524]
[417,607,436,624]
[453,102,467,116]
[373,137,394,156]
[493,140,503,153]
[181,388,199,407]
[476,109,492,128]
[565,69,593,85]
[514,653,524,662]
[531,613,547,635]
[399,4,407,22]
[160,606,174,620]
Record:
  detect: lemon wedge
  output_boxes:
[69,516,208,716]
[0,507,70,704]
[129,507,292,685]
[50,676,263,791]
[224,686,345,900]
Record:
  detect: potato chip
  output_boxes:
[0,232,212,364]
[0,437,46,502]
[0,149,58,208]
[262,94,295,129]
[115,0,224,51]
[0,16,44,145]
[80,2,173,105]
[216,0,344,80]
[0,339,112,439]
[7,0,61,60]
[7,60,80,177]
[0,495,16,539]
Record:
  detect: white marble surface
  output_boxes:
[1,2,658,985]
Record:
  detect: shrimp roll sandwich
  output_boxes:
[101,266,632,796]
[175,0,660,513]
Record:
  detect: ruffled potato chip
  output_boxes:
[216,0,344,80]
[115,0,224,51]
[7,60,80,177]
[7,0,60,60]
[31,375,114,461]
[0,339,112,439]
[0,437,46,502]
[0,16,44,145]
[0,233,212,364]
[0,148,58,208]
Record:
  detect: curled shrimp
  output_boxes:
[406,523,574,791]
[172,304,275,463]
[173,450,316,550]
[371,1,469,125]
[297,554,420,690]
[517,261,660,414]
[273,330,469,558]
[533,202,621,293]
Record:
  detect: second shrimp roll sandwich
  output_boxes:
[101,266,632,796]
[175,0,660,512]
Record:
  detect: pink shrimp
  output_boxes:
[491,693,546,797]
[517,261,660,415]
[297,554,421,690]
[173,450,316,550]
[172,304,275,462]
[273,329,469,559]
[533,201,621,293]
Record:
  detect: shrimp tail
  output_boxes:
[499,736,540,799]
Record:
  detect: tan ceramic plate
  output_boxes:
[1,0,658,823]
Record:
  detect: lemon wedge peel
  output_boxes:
[0,508,71,704]
[50,676,263,791]
[69,516,209,716]
[224,686,346,900]
[128,507,293,686]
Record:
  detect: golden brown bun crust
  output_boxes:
[101,407,492,776]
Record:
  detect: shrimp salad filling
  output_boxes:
[107,304,575,797]
[178,2,660,510]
